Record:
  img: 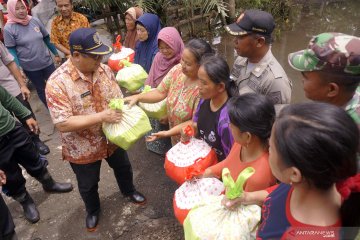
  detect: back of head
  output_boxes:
[227,93,275,144]
[275,102,358,189]
[274,102,360,231]
[185,39,214,64]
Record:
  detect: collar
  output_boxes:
[59,12,75,22]
[238,49,274,78]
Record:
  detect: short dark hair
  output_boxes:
[227,93,275,145]
[317,71,360,94]
[200,55,231,95]
[185,39,214,64]
[251,33,272,45]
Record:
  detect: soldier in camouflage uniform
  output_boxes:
[288,32,360,177]
[225,9,292,111]
[288,32,360,131]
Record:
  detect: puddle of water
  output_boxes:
[211,0,360,103]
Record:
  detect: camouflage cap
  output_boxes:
[288,32,360,75]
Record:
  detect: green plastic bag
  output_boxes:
[116,61,148,92]
[102,99,152,150]
[138,85,167,120]
[183,167,260,240]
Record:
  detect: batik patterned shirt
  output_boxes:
[46,59,122,164]
[50,12,89,51]
[157,64,200,145]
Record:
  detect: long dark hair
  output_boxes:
[185,39,214,64]
[274,102,360,232]
[227,93,275,145]
[200,55,231,96]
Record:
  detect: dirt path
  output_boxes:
[3,91,184,240]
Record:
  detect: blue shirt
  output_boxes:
[3,17,53,71]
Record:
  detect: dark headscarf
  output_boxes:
[134,13,161,73]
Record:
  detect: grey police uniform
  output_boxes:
[230,49,292,108]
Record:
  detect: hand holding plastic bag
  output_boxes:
[102,99,152,150]
[183,167,261,240]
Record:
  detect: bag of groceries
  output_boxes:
[116,61,148,92]
[108,35,135,72]
[165,126,218,185]
[183,167,261,240]
[102,99,152,150]
[138,85,167,120]
[173,177,224,224]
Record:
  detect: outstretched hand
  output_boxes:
[145,131,169,142]
[123,95,139,107]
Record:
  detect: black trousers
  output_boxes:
[70,148,135,215]
[0,195,16,240]
[0,123,48,197]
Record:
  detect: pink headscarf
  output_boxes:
[145,27,184,88]
[6,0,32,25]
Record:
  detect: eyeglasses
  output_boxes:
[81,53,102,61]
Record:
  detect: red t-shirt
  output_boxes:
[208,142,276,192]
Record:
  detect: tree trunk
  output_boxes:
[227,0,236,22]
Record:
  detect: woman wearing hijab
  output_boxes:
[134,13,161,73]
[146,27,184,88]
[123,6,143,50]
[3,0,61,107]
[144,27,184,155]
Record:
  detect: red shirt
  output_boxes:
[208,142,276,192]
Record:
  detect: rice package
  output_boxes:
[108,35,135,72]
[116,62,148,92]
[164,137,218,185]
[138,85,167,119]
[173,177,224,224]
[183,167,261,240]
[102,99,152,150]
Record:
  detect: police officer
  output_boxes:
[225,9,292,111]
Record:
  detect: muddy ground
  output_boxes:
[3,90,184,240]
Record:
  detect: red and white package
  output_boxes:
[173,177,224,224]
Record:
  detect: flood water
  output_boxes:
[210,0,360,103]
